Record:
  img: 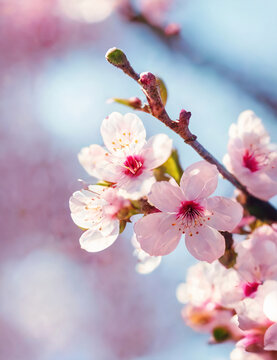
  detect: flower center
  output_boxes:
[123,155,144,177]
[242,281,261,297]
[177,200,205,227]
[243,149,260,172]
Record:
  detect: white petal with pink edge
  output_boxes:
[134,213,181,256]
[180,161,218,201]
[206,196,243,231]
[185,225,225,263]
[100,112,146,155]
[141,133,172,169]
[79,225,119,252]
[148,181,183,212]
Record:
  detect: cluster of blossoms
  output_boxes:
[70,108,277,357]
[177,224,277,359]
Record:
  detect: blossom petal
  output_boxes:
[185,225,225,263]
[79,226,119,252]
[148,181,183,212]
[180,161,218,201]
[206,196,243,231]
[142,134,172,169]
[69,189,104,229]
[263,290,277,322]
[78,144,117,182]
[134,213,181,256]
[100,112,146,155]
[264,323,277,351]
[236,110,269,145]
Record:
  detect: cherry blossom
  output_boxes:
[78,112,172,195]
[134,161,243,262]
[235,225,277,295]
[176,261,243,309]
[177,261,243,340]
[69,185,130,252]
[235,280,277,352]
[223,110,277,200]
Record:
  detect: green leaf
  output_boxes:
[155,149,183,184]
[109,97,142,110]
[156,77,168,106]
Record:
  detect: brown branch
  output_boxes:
[105,48,277,222]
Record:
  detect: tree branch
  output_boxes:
[106,48,277,222]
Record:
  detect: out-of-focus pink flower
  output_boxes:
[131,234,161,274]
[177,261,243,340]
[69,185,129,252]
[235,225,277,293]
[235,280,277,352]
[223,110,277,200]
[134,161,243,262]
[176,261,243,309]
[78,112,172,195]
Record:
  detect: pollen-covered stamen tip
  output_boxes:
[177,200,205,228]
[123,155,144,177]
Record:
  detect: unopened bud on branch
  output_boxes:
[105,47,128,66]
[129,97,142,108]
[179,109,192,125]
[139,72,157,87]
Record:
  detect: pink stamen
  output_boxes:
[123,155,144,177]
[177,200,205,227]
[243,150,260,172]
[242,281,261,297]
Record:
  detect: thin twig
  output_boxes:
[117,2,277,118]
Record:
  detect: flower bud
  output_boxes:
[139,72,156,87]
[129,97,142,108]
[164,23,181,36]
[105,47,128,66]
[179,109,191,123]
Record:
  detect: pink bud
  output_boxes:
[129,97,142,108]
[164,23,181,36]
[139,72,156,87]
[179,109,192,124]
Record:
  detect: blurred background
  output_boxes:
[0,0,277,359]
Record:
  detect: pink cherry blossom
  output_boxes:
[176,261,243,309]
[69,185,130,252]
[78,112,172,195]
[177,261,243,340]
[235,225,277,295]
[134,161,243,262]
[235,280,277,352]
[223,110,277,200]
